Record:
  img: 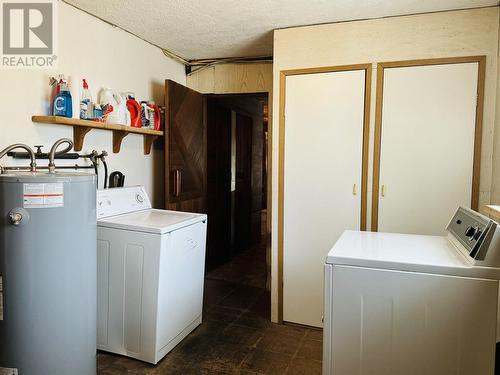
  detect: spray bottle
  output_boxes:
[80,79,93,119]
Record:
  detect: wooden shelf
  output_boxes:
[32,115,164,155]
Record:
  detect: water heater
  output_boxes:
[0,172,96,375]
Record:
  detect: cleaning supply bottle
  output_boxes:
[140,101,150,128]
[53,79,73,118]
[80,79,93,119]
[99,88,127,124]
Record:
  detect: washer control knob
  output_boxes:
[136,194,144,204]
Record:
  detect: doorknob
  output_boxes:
[381,185,386,197]
[352,184,357,195]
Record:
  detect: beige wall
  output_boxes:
[0,2,186,207]
[271,7,500,322]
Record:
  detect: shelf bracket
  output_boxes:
[73,126,92,151]
[112,130,129,153]
[143,135,159,155]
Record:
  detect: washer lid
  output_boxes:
[326,230,500,279]
[97,208,207,234]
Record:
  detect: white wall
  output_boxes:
[0,1,186,207]
[271,7,500,322]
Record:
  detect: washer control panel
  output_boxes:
[97,186,151,219]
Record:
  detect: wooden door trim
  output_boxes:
[371,55,486,231]
[278,63,372,323]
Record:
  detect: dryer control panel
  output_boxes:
[447,206,497,261]
[97,186,151,219]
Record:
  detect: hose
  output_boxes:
[93,160,99,189]
[48,138,73,173]
[88,150,99,189]
[102,159,108,189]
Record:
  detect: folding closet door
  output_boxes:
[373,59,483,235]
[282,67,369,327]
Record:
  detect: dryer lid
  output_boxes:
[326,230,500,279]
[326,230,469,269]
[97,208,207,234]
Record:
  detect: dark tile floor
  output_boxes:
[98,214,323,374]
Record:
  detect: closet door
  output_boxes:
[283,69,368,327]
[374,61,481,235]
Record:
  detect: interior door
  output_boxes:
[283,69,367,327]
[165,80,206,213]
[375,62,479,235]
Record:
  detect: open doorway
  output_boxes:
[164,81,271,327]
[204,93,269,291]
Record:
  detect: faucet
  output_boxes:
[0,144,37,173]
[48,138,73,173]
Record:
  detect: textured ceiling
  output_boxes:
[64,0,498,60]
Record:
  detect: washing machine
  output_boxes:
[323,206,500,375]
[96,186,207,364]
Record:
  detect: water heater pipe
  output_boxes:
[48,138,73,173]
[0,144,36,172]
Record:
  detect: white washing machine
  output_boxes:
[323,206,500,375]
[96,186,207,364]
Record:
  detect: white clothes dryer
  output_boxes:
[324,206,500,375]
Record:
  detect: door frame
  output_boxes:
[371,56,486,231]
[278,64,372,323]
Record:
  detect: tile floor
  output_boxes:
[98,213,323,374]
[98,279,322,374]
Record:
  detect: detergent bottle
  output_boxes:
[99,88,127,124]
[53,78,73,118]
[125,93,141,128]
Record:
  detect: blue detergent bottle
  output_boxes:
[53,79,73,117]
